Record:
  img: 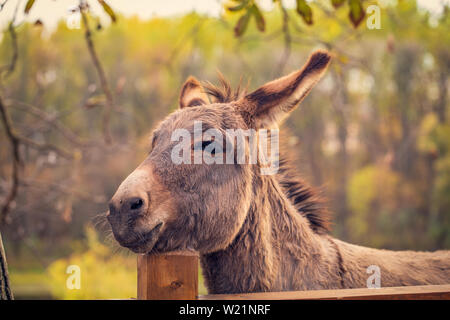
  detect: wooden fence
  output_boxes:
[137,251,450,300]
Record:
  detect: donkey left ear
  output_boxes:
[179,76,209,109]
[236,50,331,128]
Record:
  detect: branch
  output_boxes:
[0,0,9,11]
[5,99,90,148]
[0,96,20,225]
[0,21,18,80]
[17,134,75,160]
[274,2,292,77]
[20,179,106,204]
[79,1,114,145]
[0,97,77,224]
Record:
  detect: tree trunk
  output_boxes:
[331,68,350,238]
[0,231,13,300]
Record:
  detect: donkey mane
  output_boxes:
[202,73,247,103]
[201,76,332,234]
[277,153,332,234]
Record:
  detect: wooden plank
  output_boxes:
[136,253,148,300]
[199,284,450,300]
[137,251,199,300]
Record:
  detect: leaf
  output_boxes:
[296,0,313,25]
[84,95,106,109]
[331,0,345,8]
[250,4,265,32]
[234,10,251,37]
[348,0,365,28]
[24,0,35,14]
[98,0,117,23]
[227,0,249,12]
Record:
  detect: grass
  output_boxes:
[10,267,53,299]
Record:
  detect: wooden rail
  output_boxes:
[137,251,450,300]
[200,285,450,300]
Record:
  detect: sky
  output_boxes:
[0,0,449,32]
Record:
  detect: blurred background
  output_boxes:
[0,0,449,299]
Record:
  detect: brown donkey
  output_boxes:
[107,50,450,293]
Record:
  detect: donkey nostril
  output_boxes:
[109,202,118,216]
[129,198,144,211]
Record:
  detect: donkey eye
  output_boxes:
[194,140,216,155]
[202,141,213,150]
[203,141,216,155]
[151,133,158,150]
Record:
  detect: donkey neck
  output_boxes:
[200,170,339,294]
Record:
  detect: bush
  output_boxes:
[47,226,136,299]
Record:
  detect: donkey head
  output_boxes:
[107,50,331,254]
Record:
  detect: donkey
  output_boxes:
[107,50,450,293]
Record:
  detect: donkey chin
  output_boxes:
[109,217,164,254]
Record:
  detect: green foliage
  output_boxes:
[234,7,252,37]
[24,0,36,14]
[251,3,266,32]
[348,0,365,27]
[296,0,313,25]
[227,0,249,12]
[10,268,52,299]
[228,0,368,37]
[228,1,266,36]
[417,113,450,247]
[97,0,117,23]
[417,113,440,155]
[46,227,136,299]
[331,0,345,9]
[347,165,400,242]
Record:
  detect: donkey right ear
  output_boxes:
[179,76,209,109]
[235,50,331,128]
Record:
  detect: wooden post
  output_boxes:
[137,251,199,300]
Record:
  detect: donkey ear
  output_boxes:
[236,50,331,128]
[179,76,209,109]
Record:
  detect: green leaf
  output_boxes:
[296,0,313,25]
[348,0,365,27]
[98,0,117,23]
[227,0,249,12]
[24,0,35,14]
[331,0,345,8]
[234,10,251,37]
[250,4,265,32]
